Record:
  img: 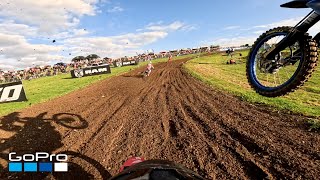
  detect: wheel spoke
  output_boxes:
[273,74,277,86]
[277,72,282,85]
[284,68,290,80]
[253,32,302,88]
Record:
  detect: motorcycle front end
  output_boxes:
[246,0,319,97]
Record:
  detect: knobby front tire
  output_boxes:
[246,26,318,97]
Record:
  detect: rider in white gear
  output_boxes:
[145,61,154,77]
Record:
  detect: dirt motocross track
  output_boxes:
[0,58,319,180]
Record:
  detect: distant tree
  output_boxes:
[240,44,250,47]
[55,62,66,66]
[86,54,100,60]
[210,45,220,51]
[72,56,86,62]
[210,45,220,48]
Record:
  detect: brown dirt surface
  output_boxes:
[0,58,319,180]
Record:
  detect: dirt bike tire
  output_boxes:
[246,26,318,97]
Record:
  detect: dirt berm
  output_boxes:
[0,58,319,179]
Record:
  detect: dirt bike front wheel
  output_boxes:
[246,26,318,97]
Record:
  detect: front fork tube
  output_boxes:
[264,11,320,60]
[264,30,306,60]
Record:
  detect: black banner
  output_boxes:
[122,60,139,66]
[71,64,111,78]
[113,60,139,67]
[0,81,28,103]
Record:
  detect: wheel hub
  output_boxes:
[258,52,282,74]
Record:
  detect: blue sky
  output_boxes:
[81,0,310,50]
[0,0,315,70]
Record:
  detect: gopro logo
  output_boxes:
[8,152,68,172]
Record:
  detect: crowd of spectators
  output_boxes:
[0,64,70,83]
[0,46,227,84]
[0,57,115,83]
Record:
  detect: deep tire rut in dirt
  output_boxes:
[0,58,319,179]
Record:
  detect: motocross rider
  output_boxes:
[146,61,154,76]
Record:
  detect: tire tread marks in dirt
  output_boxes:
[0,58,319,179]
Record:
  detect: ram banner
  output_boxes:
[71,64,111,78]
[113,60,139,67]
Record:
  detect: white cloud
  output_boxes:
[60,21,195,60]
[0,19,193,70]
[145,21,185,31]
[224,26,240,30]
[212,16,320,47]
[201,36,256,47]
[252,16,320,36]
[0,63,16,70]
[1,54,66,70]
[0,16,90,70]
[253,17,302,30]
[147,21,164,26]
[0,20,37,37]
[0,0,107,70]
[107,6,124,13]
[182,24,198,32]
[145,21,197,32]
[0,33,24,47]
[73,29,90,36]
[64,31,168,58]
[62,21,197,59]
[253,30,265,34]
[49,28,91,40]
[214,37,257,47]
[0,0,196,71]
[0,0,100,34]
[0,33,64,70]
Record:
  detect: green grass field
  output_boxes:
[184,51,320,118]
[0,55,194,117]
[0,67,132,117]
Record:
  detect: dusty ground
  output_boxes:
[0,58,319,180]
